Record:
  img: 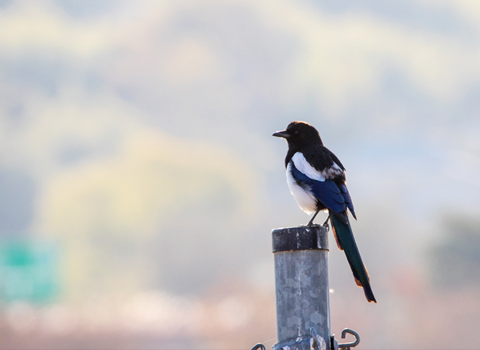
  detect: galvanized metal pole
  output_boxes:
[272,225,331,350]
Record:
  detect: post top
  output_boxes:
[272,225,329,252]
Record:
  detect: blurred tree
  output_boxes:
[430,215,480,288]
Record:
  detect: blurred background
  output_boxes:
[0,0,479,348]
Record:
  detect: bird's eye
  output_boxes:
[294,130,299,135]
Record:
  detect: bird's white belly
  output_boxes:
[286,163,317,214]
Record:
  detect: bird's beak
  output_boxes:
[272,130,290,139]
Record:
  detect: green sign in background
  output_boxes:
[0,240,59,303]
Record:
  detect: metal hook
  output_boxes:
[251,344,266,350]
[338,328,360,349]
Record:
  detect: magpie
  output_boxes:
[273,121,376,303]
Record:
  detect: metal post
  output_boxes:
[272,225,330,350]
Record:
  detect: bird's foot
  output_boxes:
[322,214,330,229]
[307,210,320,227]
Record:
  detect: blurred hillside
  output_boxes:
[0,0,479,348]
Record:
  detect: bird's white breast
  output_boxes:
[286,162,318,214]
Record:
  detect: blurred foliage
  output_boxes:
[429,215,480,288]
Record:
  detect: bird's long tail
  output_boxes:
[330,211,377,303]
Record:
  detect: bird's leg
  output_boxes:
[322,213,330,229]
[307,209,320,226]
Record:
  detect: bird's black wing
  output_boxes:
[301,145,356,218]
[290,163,346,214]
[339,183,356,220]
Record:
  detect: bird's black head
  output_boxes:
[273,121,323,150]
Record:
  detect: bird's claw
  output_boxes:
[322,214,330,228]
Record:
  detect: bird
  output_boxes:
[273,121,376,303]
